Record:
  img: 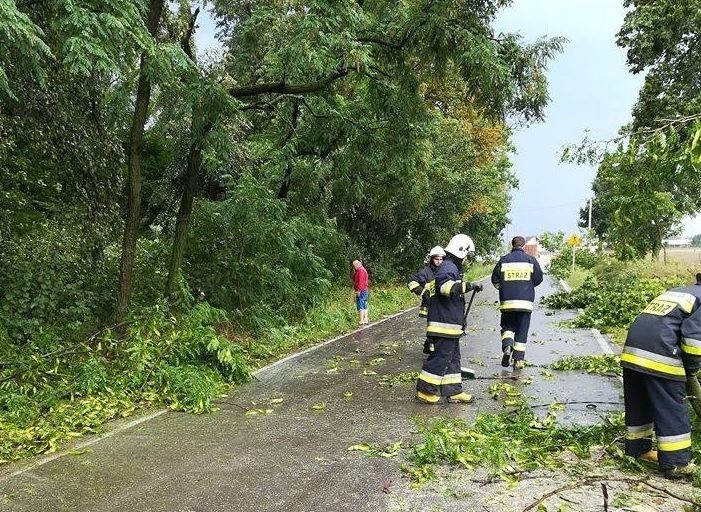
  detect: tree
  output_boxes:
[617,0,701,130]
[117,0,166,320]
[568,0,701,261]
[539,231,565,253]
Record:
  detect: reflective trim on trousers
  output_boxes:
[500,300,533,311]
[625,423,654,440]
[418,370,443,386]
[658,432,692,452]
[427,321,463,337]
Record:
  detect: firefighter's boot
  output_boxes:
[416,391,440,404]
[501,346,513,368]
[637,450,658,463]
[447,392,473,404]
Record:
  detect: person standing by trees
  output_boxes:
[620,274,701,479]
[491,236,543,371]
[407,246,445,354]
[416,234,481,404]
[352,260,369,325]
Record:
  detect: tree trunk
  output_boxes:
[164,110,212,300]
[116,0,164,321]
[163,7,207,301]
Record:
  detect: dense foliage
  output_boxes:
[0,1,563,461]
[543,259,690,332]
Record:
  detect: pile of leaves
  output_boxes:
[549,354,622,376]
[0,303,251,463]
[404,411,632,486]
[542,260,689,332]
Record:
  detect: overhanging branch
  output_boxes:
[229,67,349,98]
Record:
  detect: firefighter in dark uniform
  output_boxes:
[407,246,445,354]
[491,236,543,370]
[416,234,482,404]
[621,274,701,479]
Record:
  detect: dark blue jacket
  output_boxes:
[622,284,701,381]
[491,248,543,312]
[426,255,475,338]
[407,264,438,318]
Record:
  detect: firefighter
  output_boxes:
[407,246,445,354]
[621,274,701,479]
[491,236,543,370]
[416,234,482,404]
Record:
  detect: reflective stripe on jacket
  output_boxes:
[407,264,436,318]
[491,248,543,312]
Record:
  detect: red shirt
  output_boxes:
[353,266,369,292]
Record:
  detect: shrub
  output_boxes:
[184,177,346,329]
[543,260,690,332]
[547,247,606,279]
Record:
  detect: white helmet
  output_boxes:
[429,246,446,257]
[445,234,475,260]
[424,245,446,264]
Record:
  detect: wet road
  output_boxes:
[0,275,622,511]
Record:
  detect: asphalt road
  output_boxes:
[0,274,623,512]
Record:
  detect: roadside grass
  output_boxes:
[244,261,492,367]
[242,284,417,366]
[565,266,589,290]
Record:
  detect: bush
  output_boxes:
[184,177,347,330]
[547,247,606,279]
[0,222,115,344]
[543,260,690,332]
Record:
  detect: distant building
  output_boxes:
[664,238,692,247]
[523,236,539,258]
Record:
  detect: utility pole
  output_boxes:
[588,197,592,230]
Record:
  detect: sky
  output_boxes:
[495,0,701,240]
[193,1,701,240]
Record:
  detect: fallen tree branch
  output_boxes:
[522,475,701,511]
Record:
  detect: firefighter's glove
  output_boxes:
[421,287,431,298]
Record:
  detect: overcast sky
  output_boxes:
[194,1,701,239]
[495,0,701,239]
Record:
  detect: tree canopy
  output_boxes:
[0,0,563,357]
[571,0,701,259]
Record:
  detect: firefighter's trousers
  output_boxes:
[500,311,531,361]
[416,336,462,397]
[623,368,691,470]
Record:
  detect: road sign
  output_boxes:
[567,234,581,247]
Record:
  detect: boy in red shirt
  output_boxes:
[352,260,369,325]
